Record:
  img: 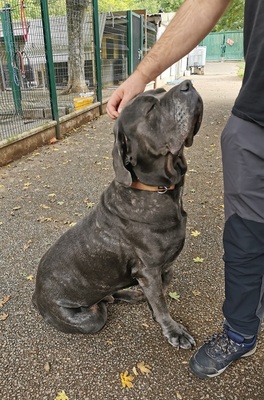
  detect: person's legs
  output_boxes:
[190,115,264,379]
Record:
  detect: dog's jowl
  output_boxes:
[32,80,203,349]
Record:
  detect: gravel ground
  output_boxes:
[0,62,263,400]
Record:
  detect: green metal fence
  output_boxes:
[0,0,158,145]
[0,0,52,141]
[200,30,243,61]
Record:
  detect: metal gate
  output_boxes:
[200,30,243,61]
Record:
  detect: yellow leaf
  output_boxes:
[120,371,134,388]
[169,292,180,301]
[40,204,51,209]
[44,362,51,372]
[0,295,11,308]
[191,230,201,237]
[86,202,95,209]
[176,391,183,399]
[192,289,201,296]
[26,275,34,281]
[24,182,32,187]
[193,257,204,263]
[137,361,152,375]
[0,312,8,321]
[54,390,69,400]
[132,366,139,376]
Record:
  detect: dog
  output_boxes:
[32,80,203,349]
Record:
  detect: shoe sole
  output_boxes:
[189,345,257,379]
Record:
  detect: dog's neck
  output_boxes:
[130,181,175,194]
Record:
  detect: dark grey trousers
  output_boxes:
[221,114,264,337]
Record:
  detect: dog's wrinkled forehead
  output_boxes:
[114,81,203,141]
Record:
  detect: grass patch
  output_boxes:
[237,62,245,78]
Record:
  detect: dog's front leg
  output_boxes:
[136,272,195,349]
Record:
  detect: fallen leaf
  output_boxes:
[0,312,8,321]
[142,322,149,328]
[22,240,32,251]
[191,230,201,237]
[44,362,51,372]
[23,182,32,187]
[48,193,56,197]
[176,391,183,399]
[49,137,58,144]
[37,216,53,223]
[54,390,69,400]
[132,366,139,376]
[26,275,34,281]
[120,371,134,388]
[193,257,204,263]
[0,295,11,308]
[169,292,180,301]
[137,361,152,375]
[13,206,21,211]
[192,289,201,296]
[40,204,51,209]
[85,202,95,209]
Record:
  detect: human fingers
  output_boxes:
[106,89,123,119]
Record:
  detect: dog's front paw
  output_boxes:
[166,323,196,349]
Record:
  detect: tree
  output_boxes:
[64,0,89,93]
[214,0,244,31]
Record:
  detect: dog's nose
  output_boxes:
[180,80,192,92]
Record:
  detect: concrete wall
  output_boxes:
[0,101,105,167]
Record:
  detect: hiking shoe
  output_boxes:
[189,327,257,379]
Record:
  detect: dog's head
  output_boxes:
[112,80,203,187]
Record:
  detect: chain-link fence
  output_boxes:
[0,0,159,147]
[0,0,52,141]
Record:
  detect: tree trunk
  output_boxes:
[65,0,89,93]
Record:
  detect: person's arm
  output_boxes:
[107,0,232,119]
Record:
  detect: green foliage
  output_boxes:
[214,0,244,31]
[9,0,244,32]
[158,0,184,13]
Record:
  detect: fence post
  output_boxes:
[1,3,22,115]
[40,0,61,139]
[127,11,133,76]
[92,0,102,114]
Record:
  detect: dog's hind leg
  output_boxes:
[37,300,109,334]
[113,288,145,303]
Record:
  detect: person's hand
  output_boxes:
[106,70,148,119]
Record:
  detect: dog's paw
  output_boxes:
[166,324,196,349]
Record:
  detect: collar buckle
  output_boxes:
[157,186,168,194]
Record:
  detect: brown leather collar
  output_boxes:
[130,181,175,194]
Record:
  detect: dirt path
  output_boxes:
[0,62,263,400]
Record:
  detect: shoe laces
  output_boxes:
[205,330,242,358]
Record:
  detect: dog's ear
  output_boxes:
[185,99,203,147]
[112,120,132,187]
